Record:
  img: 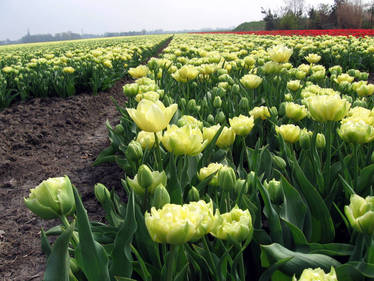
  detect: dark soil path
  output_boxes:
[0,80,128,281]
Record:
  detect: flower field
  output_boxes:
[4,32,374,280]
[0,35,170,110]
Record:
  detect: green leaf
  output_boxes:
[73,186,111,281]
[256,177,284,244]
[41,228,52,256]
[259,257,293,281]
[43,221,74,281]
[358,164,374,193]
[280,176,308,231]
[110,190,137,278]
[291,153,335,243]
[167,152,183,204]
[260,243,341,276]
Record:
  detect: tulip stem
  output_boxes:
[325,121,333,195]
[59,215,79,246]
[353,144,359,191]
[166,244,179,281]
[154,132,163,171]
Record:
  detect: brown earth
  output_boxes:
[0,80,128,281]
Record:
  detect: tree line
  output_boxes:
[262,0,374,30]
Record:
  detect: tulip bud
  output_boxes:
[215,111,226,124]
[187,186,200,202]
[218,166,237,192]
[207,114,215,124]
[114,124,124,134]
[151,184,170,209]
[264,179,283,204]
[235,179,247,194]
[180,98,187,108]
[239,97,249,112]
[269,106,278,117]
[137,164,154,189]
[299,130,311,150]
[125,140,143,162]
[246,171,256,191]
[272,155,286,170]
[24,176,75,219]
[94,183,111,205]
[123,83,139,97]
[187,99,197,112]
[232,84,240,94]
[316,133,326,149]
[213,96,222,108]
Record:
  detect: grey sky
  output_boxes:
[0,0,335,41]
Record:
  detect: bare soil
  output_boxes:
[0,80,128,281]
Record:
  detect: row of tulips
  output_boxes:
[208,29,374,37]
[0,35,171,110]
[26,33,374,280]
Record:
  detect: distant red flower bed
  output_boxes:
[197,29,374,37]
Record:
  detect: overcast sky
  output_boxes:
[0,0,336,41]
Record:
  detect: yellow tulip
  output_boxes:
[127,99,177,132]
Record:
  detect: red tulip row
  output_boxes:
[196,29,374,37]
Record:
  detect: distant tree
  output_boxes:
[261,8,278,30]
[336,0,363,28]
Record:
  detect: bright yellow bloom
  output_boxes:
[285,102,308,121]
[287,80,301,91]
[172,65,199,82]
[305,95,350,122]
[229,115,255,136]
[127,99,177,132]
[240,74,262,89]
[145,200,216,244]
[162,125,208,156]
[211,206,253,243]
[267,45,293,63]
[136,131,162,150]
[203,125,236,148]
[345,194,374,235]
[198,163,224,186]
[62,66,75,74]
[177,115,203,130]
[129,65,149,79]
[337,120,374,144]
[249,106,270,120]
[293,267,337,281]
[304,53,321,64]
[276,124,301,143]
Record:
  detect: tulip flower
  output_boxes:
[203,125,236,148]
[305,95,350,122]
[128,65,149,79]
[198,163,224,186]
[240,74,263,89]
[249,106,270,120]
[145,200,216,244]
[276,124,301,144]
[284,102,308,121]
[161,124,208,156]
[345,194,374,235]
[267,45,293,63]
[337,120,374,144]
[293,267,337,281]
[229,115,255,136]
[211,206,253,243]
[126,99,177,132]
[24,176,75,219]
[305,53,321,64]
